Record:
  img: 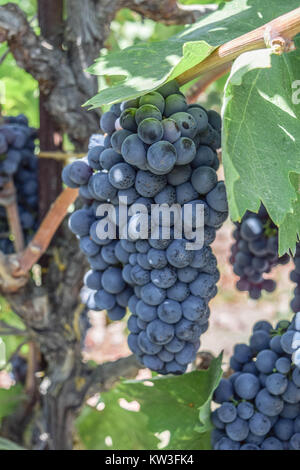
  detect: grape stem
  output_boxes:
[176,6,300,86]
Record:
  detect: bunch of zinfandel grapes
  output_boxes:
[0,114,38,253]
[62,79,228,375]
[211,314,300,450]
[230,205,290,299]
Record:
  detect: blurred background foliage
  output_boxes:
[0,0,39,126]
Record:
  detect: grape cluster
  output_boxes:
[230,205,290,299]
[0,115,38,253]
[62,80,228,374]
[211,314,300,450]
[291,243,300,314]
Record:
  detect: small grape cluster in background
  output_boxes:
[230,205,290,299]
[0,114,38,253]
[211,313,300,450]
[62,80,229,374]
[290,243,300,314]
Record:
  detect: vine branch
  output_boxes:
[0,180,25,253]
[0,184,78,292]
[177,6,300,86]
[15,187,78,276]
[121,0,217,25]
[85,355,143,399]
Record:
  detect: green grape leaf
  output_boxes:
[85,0,300,108]
[76,355,222,450]
[76,395,159,450]
[222,44,300,255]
